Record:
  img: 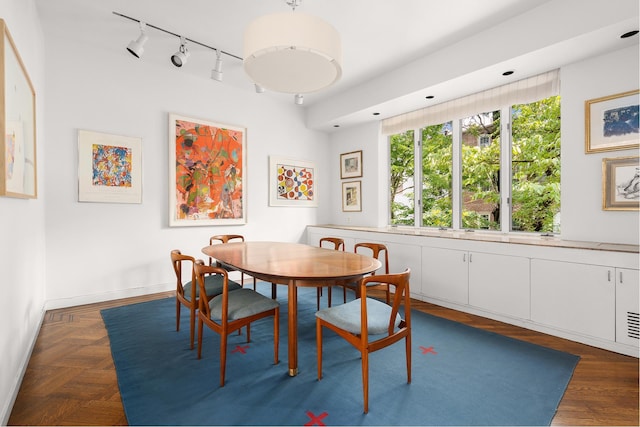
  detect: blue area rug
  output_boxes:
[101,283,579,426]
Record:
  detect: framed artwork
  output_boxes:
[169,113,246,226]
[269,156,317,207]
[602,156,639,211]
[585,89,639,153]
[342,180,361,212]
[0,19,37,199]
[78,130,142,203]
[340,150,363,179]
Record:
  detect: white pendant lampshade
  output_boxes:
[243,12,342,94]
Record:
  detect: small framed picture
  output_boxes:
[342,180,361,212]
[585,89,639,153]
[340,150,363,179]
[602,156,639,211]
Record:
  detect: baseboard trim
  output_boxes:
[44,283,174,310]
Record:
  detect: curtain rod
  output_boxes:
[112,11,243,61]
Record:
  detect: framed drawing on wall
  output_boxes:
[169,113,246,226]
[602,156,639,211]
[0,19,37,199]
[342,180,361,212]
[340,150,362,179]
[78,129,142,203]
[586,89,639,153]
[269,156,317,207]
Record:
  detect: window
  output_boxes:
[385,70,561,234]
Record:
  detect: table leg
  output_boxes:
[288,279,298,376]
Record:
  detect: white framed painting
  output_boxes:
[269,156,318,207]
[77,129,142,203]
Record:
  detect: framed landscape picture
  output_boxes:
[340,150,362,179]
[269,156,317,207]
[602,156,639,211]
[169,113,246,226]
[342,180,361,212]
[0,19,37,199]
[78,129,142,203]
[586,89,639,153]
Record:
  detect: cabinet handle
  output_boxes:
[607,270,611,282]
[469,253,473,263]
[620,271,623,284]
[463,254,466,262]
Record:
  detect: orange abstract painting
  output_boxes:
[170,114,245,225]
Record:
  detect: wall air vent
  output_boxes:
[627,311,639,339]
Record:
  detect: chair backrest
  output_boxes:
[319,237,345,251]
[360,268,411,339]
[194,260,229,321]
[354,243,389,275]
[208,234,245,266]
[171,249,197,300]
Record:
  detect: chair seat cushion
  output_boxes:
[183,274,242,301]
[315,298,401,335]
[209,289,279,321]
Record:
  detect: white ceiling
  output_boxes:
[36,0,639,131]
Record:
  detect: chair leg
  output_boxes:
[328,287,332,307]
[197,319,204,359]
[274,309,280,364]
[316,288,321,311]
[272,283,277,299]
[253,277,257,291]
[343,286,347,303]
[176,299,180,332]
[316,320,323,380]
[246,323,251,343]
[189,306,196,350]
[406,335,412,384]
[220,332,228,387]
[362,350,369,414]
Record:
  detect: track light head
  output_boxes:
[255,83,265,93]
[171,37,190,67]
[126,22,148,58]
[294,94,304,105]
[211,50,223,82]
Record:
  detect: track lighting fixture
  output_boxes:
[255,83,265,93]
[171,37,190,67]
[211,49,223,82]
[294,94,304,105]
[126,22,148,58]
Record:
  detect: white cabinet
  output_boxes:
[531,259,615,341]
[422,247,469,305]
[468,252,531,319]
[616,268,639,347]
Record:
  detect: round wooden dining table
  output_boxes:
[202,241,382,376]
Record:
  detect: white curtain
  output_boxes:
[381,69,560,135]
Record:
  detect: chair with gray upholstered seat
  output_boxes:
[194,260,280,387]
[171,249,242,350]
[315,268,412,413]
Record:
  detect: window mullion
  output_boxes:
[414,128,422,228]
[452,119,462,230]
[500,106,512,233]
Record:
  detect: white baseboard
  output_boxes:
[1,307,46,426]
[45,282,174,310]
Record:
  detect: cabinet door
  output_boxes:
[469,252,530,319]
[616,268,639,346]
[531,259,615,341]
[421,247,468,304]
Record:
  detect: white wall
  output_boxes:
[0,0,46,424]
[328,46,640,246]
[41,9,331,308]
[561,45,639,245]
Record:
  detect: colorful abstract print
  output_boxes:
[277,163,314,201]
[174,119,243,220]
[92,144,132,187]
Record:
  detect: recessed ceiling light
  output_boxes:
[425,95,434,99]
[333,124,340,128]
[621,30,639,38]
[372,112,380,116]
[502,70,514,76]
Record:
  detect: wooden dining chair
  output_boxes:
[315,268,412,413]
[350,243,391,304]
[318,237,345,309]
[170,249,243,350]
[194,260,280,387]
[209,234,257,289]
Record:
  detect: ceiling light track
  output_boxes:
[113,11,243,62]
